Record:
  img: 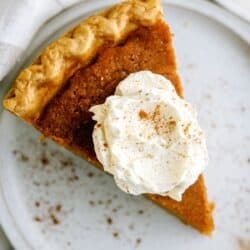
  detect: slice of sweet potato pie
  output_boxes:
[3,0,214,234]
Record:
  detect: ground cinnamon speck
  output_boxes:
[33,181,41,186]
[40,156,49,165]
[60,159,73,167]
[35,201,40,207]
[41,141,47,147]
[68,175,79,182]
[50,214,60,225]
[56,204,62,212]
[106,199,112,205]
[138,209,144,215]
[34,216,42,222]
[12,149,17,155]
[139,110,148,120]
[106,217,113,225]
[89,200,95,206]
[20,153,29,162]
[113,232,119,238]
[87,172,94,178]
[136,238,142,246]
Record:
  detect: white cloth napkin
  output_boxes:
[0,0,85,82]
[0,0,249,82]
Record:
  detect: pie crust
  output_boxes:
[3,0,162,121]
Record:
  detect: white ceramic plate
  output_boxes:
[214,0,250,22]
[0,0,250,249]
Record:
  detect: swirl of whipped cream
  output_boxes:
[90,71,208,201]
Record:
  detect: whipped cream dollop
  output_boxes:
[90,71,208,201]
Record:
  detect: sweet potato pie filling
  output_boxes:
[34,22,214,234]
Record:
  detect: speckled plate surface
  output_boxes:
[0,0,250,249]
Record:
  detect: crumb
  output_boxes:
[106,217,113,225]
[34,216,42,222]
[247,158,250,164]
[128,224,134,230]
[103,143,108,148]
[113,232,119,238]
[56,204,62,212]
[112,208,117,213]
[50,214,60,225]
[87,172,94,178]
[35,201,40,207]
[136,238,142,246]
[98,200,103,205]
[138,209,144,215]
[40,156,49,166]
[89,200,95,206]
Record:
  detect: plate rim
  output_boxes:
[214,0,250,22]
[0,0,249,249]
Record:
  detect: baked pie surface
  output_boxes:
[3,0,214,235]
